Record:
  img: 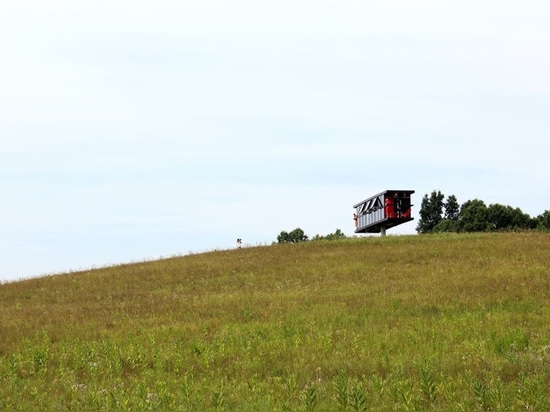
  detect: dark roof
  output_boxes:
[353,189,415,208]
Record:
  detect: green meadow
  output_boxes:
[1,232,549,410]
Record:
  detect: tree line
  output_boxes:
[417,190,550,234]
[276,228,346,243]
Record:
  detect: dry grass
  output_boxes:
[1,232,549,410]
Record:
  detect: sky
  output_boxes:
[1,0,549,282]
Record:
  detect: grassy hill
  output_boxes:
[1,232,549,410]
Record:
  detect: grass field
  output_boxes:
[1,232,549,410]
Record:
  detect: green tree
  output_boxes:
[487,203,514,231]
[432,194,460,232]
[418,190,542,233]
[416,190,444,233]
[510,207,536,230]
[312,229,346,241]
[433,218,459,233]
[277,230,291,243]
[458,199,491,232]
[444,195,460,221]
[536,210,550,230]
[277,228,309,243]
[487,204,534,231]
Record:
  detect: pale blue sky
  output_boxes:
[1,0,549,282]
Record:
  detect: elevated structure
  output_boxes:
[353,190,414,235]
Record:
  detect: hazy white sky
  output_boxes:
[1,0,549,282]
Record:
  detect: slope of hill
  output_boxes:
[1,232,549,410]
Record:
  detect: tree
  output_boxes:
[444,195,460,221]
[509,207,536,230]
[433,218,459,233]
[418,189,542,233]
[277,228,309,243]
[277,230,291,243]
[458,199,491,232]
[431,194,461,232]
[536,210,550,230]
[416,190,444,233]
[312,228,347,241]
[486,204,535,231]
[487,203,513,231]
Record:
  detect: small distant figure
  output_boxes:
[353,213,358,228]
[236,238,242,248]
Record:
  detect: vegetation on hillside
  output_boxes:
[1,233,550,410]
[277,228,346,243]
[417,190,550,233]
[276,227,309,243]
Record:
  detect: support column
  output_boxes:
[380,227,387,237]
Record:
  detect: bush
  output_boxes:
[312,229,347,241]
[277,228,309,243]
